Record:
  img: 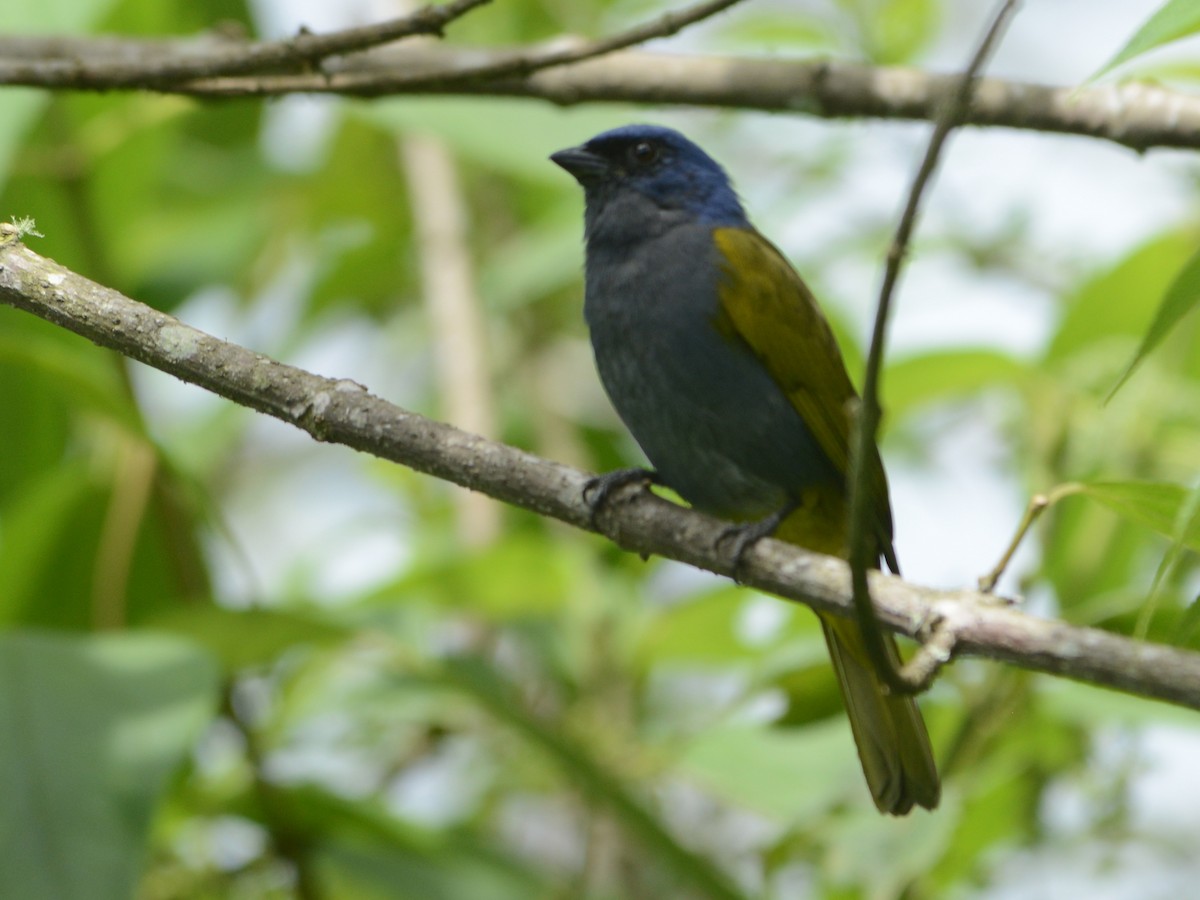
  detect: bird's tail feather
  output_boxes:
[819,615,940,815]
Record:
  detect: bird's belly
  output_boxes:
[589,302,839,521]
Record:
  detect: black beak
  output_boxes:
[550,145,608,183]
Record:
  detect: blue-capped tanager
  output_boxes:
[551,124,939,815]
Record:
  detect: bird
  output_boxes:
[551,124,939,815]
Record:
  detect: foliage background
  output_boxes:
[2,0,1200,898]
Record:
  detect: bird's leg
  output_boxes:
[718,499,799,582]
[583,467,662,528]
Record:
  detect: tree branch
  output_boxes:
[4,234,1200,711]
[2,36,1200,152]
[373,0,751,88]
[0,0,491,88]
[0,0,746,93]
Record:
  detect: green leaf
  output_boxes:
[716,14,836,52]
[296,785,550,900]
[1127,478,1200,638]
[1178,584,1200,648]
[0,0,120,192]
[1106,244,1200,400]
[143,605,351,672]
[437,658,750,900]
[637,588,814,666]
[1045,230,1195,364]
[1092,0,1200,79]
[680,723,860,822]
[0,631,219,900]
[0,463,99,627]
[1072,480,1200,553]
[356,98,640,182]
[884,349,1026,420]
[0,316,131,425]
[480,209,591,310]
[823,796,958,896]
[389,534,578,619]
[872,0,940,64]
[638,588,754,664]
[1040,677,1200,727]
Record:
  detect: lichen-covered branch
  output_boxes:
[4,236,1200,711]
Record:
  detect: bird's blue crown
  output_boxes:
[571,124,748,227]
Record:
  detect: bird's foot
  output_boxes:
[717,501,797,583]
[583,467,661,529]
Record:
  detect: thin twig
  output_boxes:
[977,482,1097,592]
[847,0,1022,696]
[357,0,751,90]
[979,491,1048,592]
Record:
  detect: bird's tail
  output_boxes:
[819,614,940,815]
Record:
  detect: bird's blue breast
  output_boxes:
[582,202,839,519]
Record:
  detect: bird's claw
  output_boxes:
[716,502,796,583]
[583,467,660,528]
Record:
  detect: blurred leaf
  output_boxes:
[1041,486,1161,618]
[1106,244,1200,400]
[0,313,123,502]
[772,659,851,726]
[1046,230,1196,364]
[389,534,577,618]
[0,463,100,627]
[681,722,859,822]
[823,796,957,895]
[1092,0,1200,79]
[228,781,553,900]
[1072,480,1200,553]
[0,93,52,198]
[638,589,812,665]
[717,14,837,52]
[0,327,126,414]
[884,348,1026,419]
[0,631,218,900]
[0,0,119,192]
[99,0,251,35]
[638,588,753,664]
[1178,586,1200,648]
[1133,479,1200,638]
[481,209,589,310]
[291,116,414,318]
[319,838,547,900]
[144,605,351,672]
[79,96,269,302]
[1040,678,1200,727]
[438,657,749,900]
[871,0,939,64]
[0,446,204,629]
[357,98,641,182]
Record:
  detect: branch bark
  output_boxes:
[4,234,1200,712]
[2,36,1200,151]
[0,0,491,88]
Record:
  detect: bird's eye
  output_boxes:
[628,141,660,166]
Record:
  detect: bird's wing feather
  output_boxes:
[712,226,897,569]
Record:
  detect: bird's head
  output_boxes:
[551,124,747,228]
